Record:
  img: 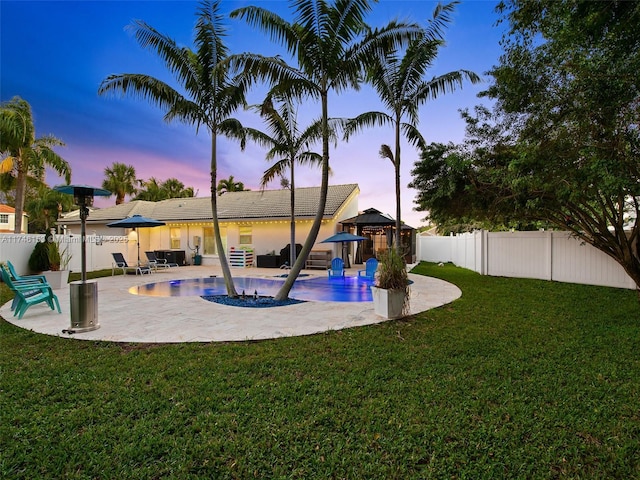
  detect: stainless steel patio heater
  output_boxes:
[54,184,111,333]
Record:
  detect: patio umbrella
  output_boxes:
[107,215,166,265]
[320,231,367,268]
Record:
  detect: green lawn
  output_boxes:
[1,263,639,479]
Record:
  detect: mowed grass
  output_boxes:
[1,263,639,479]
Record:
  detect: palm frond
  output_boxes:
[260,159,290,187]
[243,127,280,151]
[343,111,393,140]
[125,20,199,96]
[0,97,35,152]
[379,144,394,163]
[410,70,482,104]
[218,118,246,145]
[423,0,458,42]
[401,123,427,151]
[98,74,182,112]
[230,6,301,57]
[195,0,229,67]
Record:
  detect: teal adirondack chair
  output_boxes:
[1,265,61,319]
[6,261,47,283]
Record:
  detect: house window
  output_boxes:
[170,227,181,249]
[239,226,252,245]
[203,226,227,255]
[0,214,8,224]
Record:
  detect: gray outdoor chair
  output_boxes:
[111,253,151,276]
[145,251,178,270]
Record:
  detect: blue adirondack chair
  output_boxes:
[327,257,345,278]
[357,258,379,280]
[1,265,61,319]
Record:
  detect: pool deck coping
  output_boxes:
[1,265,462,343]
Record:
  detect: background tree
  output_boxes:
[102,162,138,205]
[410,107,552,234]
[231,0,420,300]
[216,175,248,196]
[99,0,246,297]
[411,1,640,292]
[0,97,71,233]
[135,177,195,201]
[134,177,162,201]
[25,185,74,233]
[161,178,195,198]
[345,1,480,251]
[244,94,324,267]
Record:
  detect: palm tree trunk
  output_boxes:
[210,132,238,297]
[14,156,26,234]
[394,118,402,252]
[289,160,296,267]
[275,91,330,301]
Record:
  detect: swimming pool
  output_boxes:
[129,275,376,302]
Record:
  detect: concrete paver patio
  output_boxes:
[1,266,462,343]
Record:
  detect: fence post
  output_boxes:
[546,231,553,281]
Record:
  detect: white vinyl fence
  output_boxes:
[417,230,636,290]
[0,234,129,276]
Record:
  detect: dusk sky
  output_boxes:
[1,0,503,228]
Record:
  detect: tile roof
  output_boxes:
[60,184,359,224]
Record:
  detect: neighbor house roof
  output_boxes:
[59,184,359,225]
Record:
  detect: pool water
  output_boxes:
[129,276,376,302]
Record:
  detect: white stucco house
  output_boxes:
[58,184,360,268]
[0,204,28,234]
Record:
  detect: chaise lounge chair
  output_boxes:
[111,252,151,276]
[357,258,379,281]
[327,257,345,278]
[1,265,61,319]
[145,251,178,270]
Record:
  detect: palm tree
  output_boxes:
[244,94,325,267]
[25,185,74,233]
[0,97,71,233]
[133,177,162,201]
[102,162,138,204]
[216,175,248,196]
[135,177,195,201]
[230,0,421,300]
[98,0,246,297]
[344,1,481,251]
[161,178,195,198]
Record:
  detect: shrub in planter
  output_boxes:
[371,248,410,319]
[48,241,61,271]
[28,241,51,272]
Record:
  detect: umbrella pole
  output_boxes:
[136,228,141,266]
[343,241,351,268]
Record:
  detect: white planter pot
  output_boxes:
[370,285,407,320]
[42,270,70,290]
